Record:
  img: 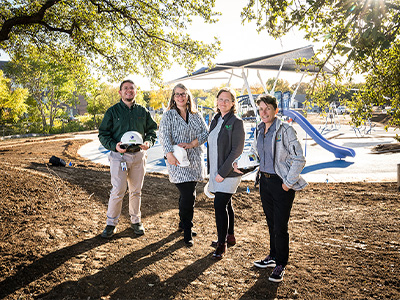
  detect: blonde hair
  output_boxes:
[216,87,237,114]
[167,83,197,114]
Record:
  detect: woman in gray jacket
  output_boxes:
[250,94,307,282]
[158,83,209,247]
[207,87,245,259]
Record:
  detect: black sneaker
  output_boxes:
[254,255,276,268]
[131,222,145,235]
[101,225,116,238]
[184,229,194,247]
[269,265,285,283]
[184,239,194,247]
[212,242,226,260]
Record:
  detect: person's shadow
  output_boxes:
[38,233,217,299]
[238,267,279,299]
[0,229,134,299]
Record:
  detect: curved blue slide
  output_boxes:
[282,110,356,159]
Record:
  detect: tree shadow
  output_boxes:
[0,229,133,298]
[38,233,217,299]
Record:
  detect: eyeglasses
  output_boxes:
[174,92,187,98]
[217,98,232,103]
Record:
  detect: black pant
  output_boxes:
[175,181,197,233]
[214,192,235,244]
[259,174,295,267]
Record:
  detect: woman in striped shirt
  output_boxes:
[158,83,209,247]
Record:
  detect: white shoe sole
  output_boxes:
[253,261,276,268]
[269,271,285,283]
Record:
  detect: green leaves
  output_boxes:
[0,70,28,125]
[1,0,221,85]
[241,0,400,129]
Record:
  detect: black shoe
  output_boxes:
[269,265,285,283]
[184,239,194,247]
[212,242,226,260]
[254,255,276,268]
[131,222,145,235]
[184,229,194,247]
[101,225,116,238]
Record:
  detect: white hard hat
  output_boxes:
[204,181,215,198]
[120,131,143,148]
[173,145,190,167]
[236,151,260,174]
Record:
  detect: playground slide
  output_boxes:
[282,110,356,159]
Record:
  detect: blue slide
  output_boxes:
[282,110,356,159]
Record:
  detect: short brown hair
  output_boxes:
[120,79,136,90]
[256,94,278,110]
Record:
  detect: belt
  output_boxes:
[261,172,279,178]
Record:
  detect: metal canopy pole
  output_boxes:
[227,70,234,86]
[257,70,269,94]
[291,72,305,101]
[241,68,260,122]
[270,58,285,95]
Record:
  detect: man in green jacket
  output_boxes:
[98,79,157,238]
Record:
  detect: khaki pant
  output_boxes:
[106,150,147,226]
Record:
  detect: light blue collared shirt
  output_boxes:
[257,118,277,174]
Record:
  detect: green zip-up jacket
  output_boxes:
[98,100,158,152]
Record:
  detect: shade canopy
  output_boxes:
[168,45,332,84]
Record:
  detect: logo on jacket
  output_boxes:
[225,125,232,130]
[276,134,282,142]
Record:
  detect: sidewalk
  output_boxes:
[77,120,400,183]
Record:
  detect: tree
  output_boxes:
[242,0,400,74]
[0,70,28,126]
[265,78,292,94]
[86,81,119,129]
[241,0,400,127]
[353,42,400,130]
[0,0,221,85]
[291,82,311,95]
[148,89,169,110]
[5,48,86,132]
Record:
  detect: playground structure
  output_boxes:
[320,103,341,134]
[168,45,356,160]
[237,92,356,159]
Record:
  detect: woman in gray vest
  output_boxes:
[207,87,245,259]
[158,83,208,247]
[250,94,307,283]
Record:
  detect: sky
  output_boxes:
[130,0,319,91]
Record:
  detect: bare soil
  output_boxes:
[0,133,399,300]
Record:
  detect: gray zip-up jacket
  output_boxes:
[251,117,308,191]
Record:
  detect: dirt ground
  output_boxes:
[0,129,399,299]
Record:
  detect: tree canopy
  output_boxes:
[0,70,28,126]
[0,0,221,85]
[5,47,86,131]
[242,0,400,128]
[242,0,400,74]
